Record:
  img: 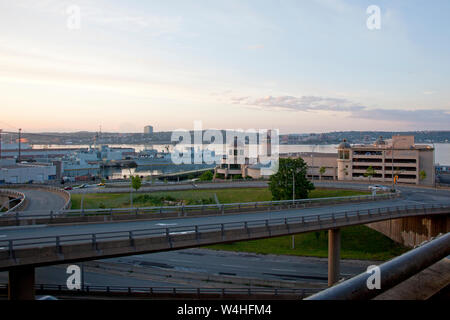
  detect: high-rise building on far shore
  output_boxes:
[144,125,154,134]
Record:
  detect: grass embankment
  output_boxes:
[70,187,408,260]
[70,188,368,209]
[207,226,407,261]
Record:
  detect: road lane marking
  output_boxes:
[223,264,248,269]
[169,259,193,264]
[271,268,297,272]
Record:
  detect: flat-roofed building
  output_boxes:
[338,135,434,185]
[0,159,57,184]
[241,135,435,186]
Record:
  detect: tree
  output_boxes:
[199,171,214,181]
[364,166,376,182]
[131,175,142,192]
[419,170,427,181]
[319,166,326,180]
[269,158,315,200]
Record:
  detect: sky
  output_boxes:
[0,0,449,134]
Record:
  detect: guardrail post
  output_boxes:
[195,225,199,241]
[221,205,224,215]
[8,240,14,260]
[166,228,172,248]
[244,221,249,236]
[265,219,271,235]
[56,236,61,254]
[92,234,97,251]
[221,224,225,240]
[129,231,134,247]
[50,211,54,221]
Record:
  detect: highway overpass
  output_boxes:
[0,182,449,299]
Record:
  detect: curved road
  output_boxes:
[1,184,449,241]
[19,188,67,213]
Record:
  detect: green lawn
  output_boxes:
[206,225,408,261]
[70,187,369,209]
[70,187,408,260]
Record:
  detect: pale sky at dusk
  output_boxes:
[1,0,449,133]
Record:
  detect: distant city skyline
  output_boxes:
[1,0,450,133]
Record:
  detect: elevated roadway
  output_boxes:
[1,182,449,299]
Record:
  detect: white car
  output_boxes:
[368,185,390,192]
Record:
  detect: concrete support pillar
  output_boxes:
[8,266,35,300]
[328,228,341,287]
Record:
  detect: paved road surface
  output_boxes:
[104,248,376,284]
[19,188,66,213]
[0,265,183,288]
[0,249,375,288]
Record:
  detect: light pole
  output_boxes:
[290,166,295,249]
[18,128,22,163]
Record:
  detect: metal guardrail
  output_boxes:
[0,202,447,254]
[0,190,26,214]
[0,283,319,297]
[306,232,450,300]
[0,192,398,221]
[0,184,70,213]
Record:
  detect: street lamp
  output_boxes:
[288,164,296,249]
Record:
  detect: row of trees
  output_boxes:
[363,166,427,182]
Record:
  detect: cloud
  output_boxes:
[230,95,450,124]
[231,95,365,112]
[350,108,450,124]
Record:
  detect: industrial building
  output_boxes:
[0,159,57,184]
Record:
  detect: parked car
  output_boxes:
[368,185,390,192]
